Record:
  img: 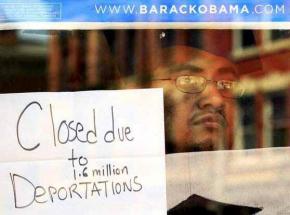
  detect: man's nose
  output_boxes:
[198,84,225,110]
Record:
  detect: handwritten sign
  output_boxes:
[0,89,166,214]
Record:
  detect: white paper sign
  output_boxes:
[0,89,166,215]
[166,147,290,215]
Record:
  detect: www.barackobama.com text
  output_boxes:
[94,4,285,16]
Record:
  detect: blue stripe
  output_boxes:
[0,0,289,22]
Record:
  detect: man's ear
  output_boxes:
[164,93,176,153]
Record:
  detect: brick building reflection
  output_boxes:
[0,29,289,149]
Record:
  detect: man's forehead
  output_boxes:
[159,46,229,65]
[154,46,237,77]
[156,63,238,79]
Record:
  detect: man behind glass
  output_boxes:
[152,46,260,214]
[152,45,244,153]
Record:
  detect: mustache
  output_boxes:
[190,107,227,127]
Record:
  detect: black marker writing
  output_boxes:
[104,106,134,143]
[10,172,143,208]
[17,102,135,151]
[68,149,89,180]
[16,101,42,151]
[55,108,98,145]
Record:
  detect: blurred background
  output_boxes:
[0,29,289,150]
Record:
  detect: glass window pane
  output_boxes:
[241,30,256,48]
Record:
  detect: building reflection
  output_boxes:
[0,29,289,150]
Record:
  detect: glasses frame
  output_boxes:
[153,75,243,98]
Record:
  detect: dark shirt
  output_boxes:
[168,194,262,215]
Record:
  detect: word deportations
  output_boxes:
[16,101,135,151]
[10,173,143,208]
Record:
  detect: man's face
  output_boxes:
[154,47,237,152]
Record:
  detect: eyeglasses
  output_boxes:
[154,75,245,98]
